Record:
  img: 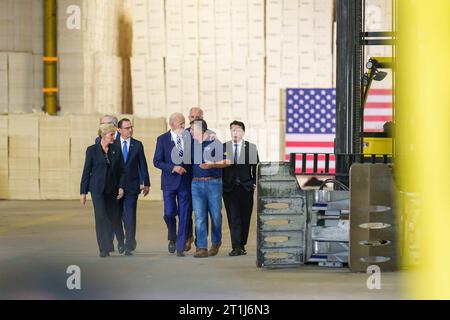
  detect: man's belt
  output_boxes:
[192,176,220,181]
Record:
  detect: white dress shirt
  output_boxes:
[120,136,131,153]
[170,130,184,150]
[233,139,244,161]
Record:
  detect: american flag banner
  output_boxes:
[285,88,393,174]
[364,89,394,132]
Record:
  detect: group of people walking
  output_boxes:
[80,108,259,258]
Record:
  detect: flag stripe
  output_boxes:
[286,141,335,148]
[286,88,392,174]
[364,115,393,122]
[285,154,337,161]
[366,95,392,103]
[368,89,393,95]
[365,102,392,109]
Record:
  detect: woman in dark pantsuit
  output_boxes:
[80,123,125,257]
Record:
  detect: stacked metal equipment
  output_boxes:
[256,162,307,268]
[305,183,350,268]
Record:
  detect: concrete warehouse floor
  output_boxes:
[0,200,404,300]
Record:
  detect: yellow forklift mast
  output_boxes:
[362,57,393,155]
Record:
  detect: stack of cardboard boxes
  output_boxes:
[0,53,8,114]
[0,0,42,114]
[39,116,71,199]
[8,114,40,199]
[69,114,100,199]
[0,116,8,198]
[131,0,166,117]
[58,0,126,114]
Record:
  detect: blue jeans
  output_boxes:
[191,178,223,249]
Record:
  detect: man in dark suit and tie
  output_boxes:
[113,118,151,256]
[222,121,259,256]
[153,113,192,257]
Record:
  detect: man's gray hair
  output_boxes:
[189,107,204,117]
[169,112,184,125]
[101,115,118,127]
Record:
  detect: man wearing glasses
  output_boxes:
[113,118,151,256]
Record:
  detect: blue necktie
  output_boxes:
[122,140,128,163]
[176,136,184,157]
[234,144,238,164]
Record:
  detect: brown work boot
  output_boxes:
[194,248,208,258]
[208,241,222,257]
[185,237,194,252]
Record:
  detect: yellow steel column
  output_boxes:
[43,0,58,115]
[396,0,450,299]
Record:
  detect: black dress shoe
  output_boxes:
[241,247,247,255]
[176,251,185,257]
[125,250,133,256]
[118,245,125,254]
[229,248,242,256]
[99,251,109,258]
[168,241,176,254]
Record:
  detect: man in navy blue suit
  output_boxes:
[153,112,192,257]
[113,118,151,256]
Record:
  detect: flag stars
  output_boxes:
[286,89,337,135]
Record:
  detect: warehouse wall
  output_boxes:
[0,0,133,115]
[129,0,335,161]
[0,114,166,201]
[0,0,393,200]
[57,0,132,114]
[0,0,43,113]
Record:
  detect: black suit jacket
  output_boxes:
[80,142,126,195]
[114,137,151,195]
[222,140,259,193]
